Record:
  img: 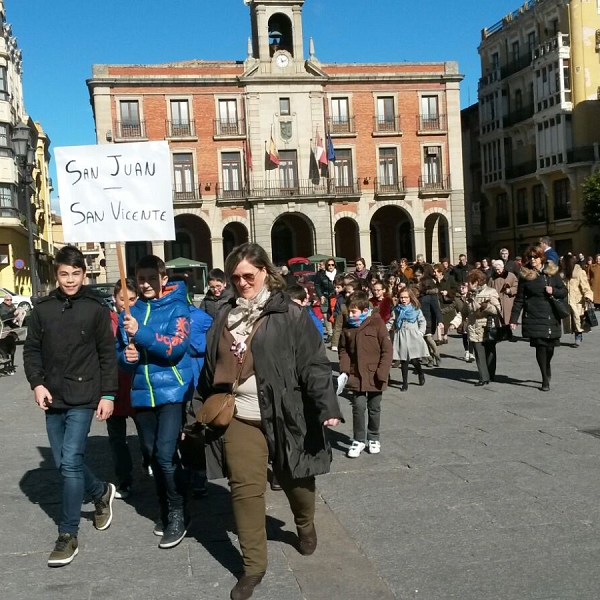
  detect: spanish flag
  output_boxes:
[268,134,280,166]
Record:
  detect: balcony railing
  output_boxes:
[326,116,355,135]
[0,206,21,220]
[418,175,451,192]
[478,69,501,90]
[503,103,535,127]
[516,211,529,226]
[567,146,597,164]
[213,118,246,137]
[172,185,202,202]
[166,120,196,138]
[373,115,401,134]
[505,160,537,179]
[417,114,447,132]
[554,204,571,220]
[216,183,247,201]
[115,120,146,139]
[500,51,532,79]
[533,33,570,60]
[374,177,406,195]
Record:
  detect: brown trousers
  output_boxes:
[223,416,316,576]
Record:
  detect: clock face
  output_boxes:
[276,54,289,68]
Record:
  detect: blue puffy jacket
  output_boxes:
[116,280,194,408]
[188,304,212,387]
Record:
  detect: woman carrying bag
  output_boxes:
[561,254,594,346]
[510,246,566,392]
[197,243,342,600]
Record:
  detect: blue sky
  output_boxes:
[7,0,521,204]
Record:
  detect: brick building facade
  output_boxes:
[87,0,466,281]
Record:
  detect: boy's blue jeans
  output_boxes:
[46,408,105,536]
[135,402,186,515]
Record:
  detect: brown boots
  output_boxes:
[230,573,264,600]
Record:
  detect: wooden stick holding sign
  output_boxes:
[115,241,131,316]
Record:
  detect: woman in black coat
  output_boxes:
[510,246,566,391]
[198,243,342,600]
[418,277,444,366]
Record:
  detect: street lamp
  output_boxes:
[12,120,39,298]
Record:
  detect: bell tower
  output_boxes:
[247,0,305,66]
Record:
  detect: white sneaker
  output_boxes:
[469,352,476,362]
[347,440,366,458]
[464,350,471,362]
[368,440,381,454]
[331,345,338,351]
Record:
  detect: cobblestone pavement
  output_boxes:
[3,330,600,600]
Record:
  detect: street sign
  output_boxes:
[14,258,24,270]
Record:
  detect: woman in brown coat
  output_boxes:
[338,290,392,458]
[489,259,518,340]
[587,254,600,309]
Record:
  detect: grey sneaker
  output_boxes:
[93,482,116,531]
[48,533,78,567]
[159,510,188,549]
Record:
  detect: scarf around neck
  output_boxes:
[227,285,271,335]
[325,269,336,281]
[395,302,418,326]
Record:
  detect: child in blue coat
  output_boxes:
[116,255,194,550]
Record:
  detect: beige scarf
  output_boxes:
[226,285,271,335]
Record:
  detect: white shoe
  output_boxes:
[368,440,381,454]
[347,441,366,458]
[331,345,338,351]
[464,350,471,362]
[469,353,476,362]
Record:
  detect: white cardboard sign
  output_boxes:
[55,141,175,243]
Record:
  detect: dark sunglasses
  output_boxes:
[327,263,335,267]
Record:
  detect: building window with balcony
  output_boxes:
[491,52,499,70]
[119,100,143,138]
[221,152,243,197]
[0,183,16,218]
[376,97,396,132]
[0,123,10,157]
[279,150,298,190]
[0,66,7,99]
[333,149,354,192]
[331,97,350,133]
[528,31,536,54]
[532,184,546,223]
[173,153,195,200]
[169,100,192,137]
[516,188,528,225]
[515,89,523,112]
[496,193,510,229]
[279,98,291,116]
[378,147,398,190]
[420,96,440,130]
[553,178,571,220]
[423,146,442,185]
[512,41,520,62]
[218,99,239,135]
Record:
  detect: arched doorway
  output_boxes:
[223,222,249,263]
[424,213,450,263]
[335,217,359,263]
[271,213,314,265]
[370,205,414,265]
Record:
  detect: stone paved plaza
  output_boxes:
[3,330,600,600]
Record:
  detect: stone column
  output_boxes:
[151,241,165,260]
[211,236,224,270]
[358,229,372,268]
[413,227,426,259]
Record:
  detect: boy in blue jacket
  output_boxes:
[116,255,194,549]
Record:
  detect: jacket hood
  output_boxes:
[520,261,559,281]
[43,285,104,307]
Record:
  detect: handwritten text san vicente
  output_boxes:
[65,154,167,225]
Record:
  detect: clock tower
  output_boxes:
[246,0,306,71]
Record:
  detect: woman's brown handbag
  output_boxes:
[196,319,264,428]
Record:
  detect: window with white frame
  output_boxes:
[0,183,13,208]
[279,150,298,190]
[420,96,440,130]
[218,99,239,135]
[333,149,353,191]
[0,66,7,96]
[376,97,396,131]
[173,153,195,198]
[221,152,242,196]
[331,97,350,132]
[170,100,191,137]
[423,146,442,185]
[378,147,398,189]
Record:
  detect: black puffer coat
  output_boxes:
[199,290,342,480]
[510,262,566,339]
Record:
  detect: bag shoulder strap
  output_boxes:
[231,317,265,394]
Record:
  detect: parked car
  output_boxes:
[88,283,116,311]
[0,287,33,311]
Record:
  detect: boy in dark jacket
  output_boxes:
[338,291,392,458]
[116,255,194,550]
[200,268,233,319]
[23,245,118,567]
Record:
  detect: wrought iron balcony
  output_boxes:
[166,120,196,138]
[374,177,406,195]
[247,178,361,199]
[478,69,501,90]
[172,185,202,203]
[567,146,597,164]
[505,160,537,180]
[326,116,355,135]
[500,51,532,79]
[115,120,146,139]
[373,115,401,134]
[216,183,247,201]
[213,118,246,138]
[418,175,451,193]
[503,104,534,128]
[0,206,21,220]
[417,114,447,132]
